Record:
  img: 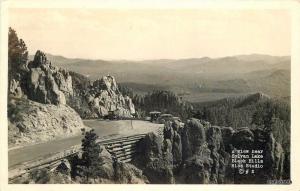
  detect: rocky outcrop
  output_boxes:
[84,75,135,118]
[8,97,84,147]
[181,119,206,160]
[8,50,73,105]
[8,50,137,147]
[9,50,135,119]
[134,118,287,184]
[7,51,87,148]
[180,120,228,183]
[74,146,147,184]
[135,132,175,183]
[68,74,136,119]
[166,121,183,166]
[26,51,73,105]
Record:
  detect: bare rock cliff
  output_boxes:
[8,98,83,147]
[134,118,287,184]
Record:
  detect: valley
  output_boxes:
[38,53,290,102]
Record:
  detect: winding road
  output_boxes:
[8,120,162,168]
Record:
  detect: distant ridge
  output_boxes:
[28,53,290,102]
[28,53,290,64]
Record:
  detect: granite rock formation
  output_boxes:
[135,132,175,183]
[87,75,135,118]
[134,118,287,184]
[8,50,135,119]
[8,51,136,147]
[8,51,84,147]
[26,51,73,105]
[9,50,73,105]
[69,74,136,119]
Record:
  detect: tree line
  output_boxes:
[119,86,193,120]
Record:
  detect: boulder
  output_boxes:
[9,79,23,98]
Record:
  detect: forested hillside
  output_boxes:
[192,93,290,151]
[120,85,290,154]
[31,53,291,102]
[118,86,193,119]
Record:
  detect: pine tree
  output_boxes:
[8,27,29,92]
[8,27,28,75]
[80,129,102,181]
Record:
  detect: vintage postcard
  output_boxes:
[0,0,300,190]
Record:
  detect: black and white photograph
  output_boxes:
[1,0,300,188]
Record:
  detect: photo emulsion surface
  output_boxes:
[7,8,291,184]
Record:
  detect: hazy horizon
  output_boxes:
[28,51,291,62]
[9,9,290,60]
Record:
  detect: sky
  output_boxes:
[9,8,291,60]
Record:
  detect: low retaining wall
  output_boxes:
[8,131,163,181]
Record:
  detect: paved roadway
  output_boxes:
[8,120,162,168]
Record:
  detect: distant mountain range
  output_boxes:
[29,53,290,102]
